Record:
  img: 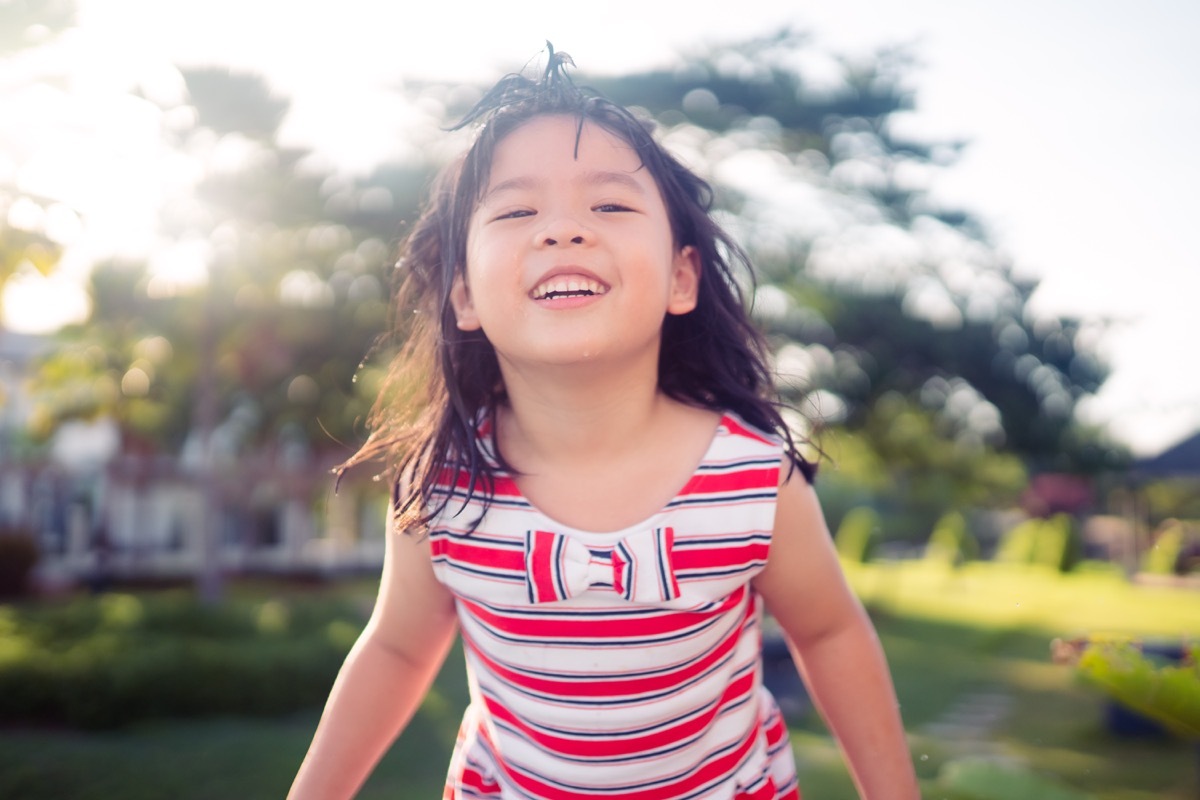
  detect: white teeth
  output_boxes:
[532,277,608,299]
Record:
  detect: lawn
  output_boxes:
[0,563,1196,799]
[845,561,1200,800]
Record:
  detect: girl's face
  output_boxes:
[451,115,699,374]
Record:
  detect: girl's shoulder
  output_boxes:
[713,410,816,485]
[715,411,782,449]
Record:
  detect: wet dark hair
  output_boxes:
[342,45,813,531]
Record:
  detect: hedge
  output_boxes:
[0,592,362,729]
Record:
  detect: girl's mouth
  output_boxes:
[531,277,610,300]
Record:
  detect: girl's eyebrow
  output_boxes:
[580,169,647,195]
[484,170,648,202]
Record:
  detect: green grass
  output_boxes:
[0,563,1196,799]
[843,561,1200,799]
[845,560,1200,640]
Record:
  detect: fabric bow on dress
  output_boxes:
[524,527,681,604]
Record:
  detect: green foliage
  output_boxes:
[811,292,1114,472]
[0,592,362,729]
[1141,520,1197,576]
[2,571,1198,799]
[0,527,39,598]
[0,201,65,329]
[26,64,399,455]
[834,506,881,563]
[1075,641,1200,739]
[0,0,73,326]
[828,401,1029,513]
[996,514,1081,572]
[995,519,1038,564]
[579,31,1119,473]
[19,30,1120,486]
[932,757,1094,800]
[924,511,979,567]
[1143,481,1200,525]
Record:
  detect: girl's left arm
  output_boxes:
[753,467,920,800]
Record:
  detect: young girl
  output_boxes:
[289,49,919,800]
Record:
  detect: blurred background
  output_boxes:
[1,1,1197,799]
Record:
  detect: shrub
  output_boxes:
[1075,640,1200,739]
[0,592,363,729]
[835,506,881,563]
[0,526,39,598]
[995,518,1038,564]
[924,511,978,567]
[1141,519,1198,576]
[995,514,1081,572]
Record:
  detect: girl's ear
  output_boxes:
[449,273,482,330]
[667,245,701,316]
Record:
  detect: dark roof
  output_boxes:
[1134,431,1200,477]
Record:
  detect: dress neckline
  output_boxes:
[483,412,733,539]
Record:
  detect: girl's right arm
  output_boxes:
[287,509,459,800]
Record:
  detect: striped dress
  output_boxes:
[427,413,801,800]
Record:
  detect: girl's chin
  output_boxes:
[497,343,659,372]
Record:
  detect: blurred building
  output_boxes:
[0,331,46,459]
[1,330,388,589]
[1,330,51,528]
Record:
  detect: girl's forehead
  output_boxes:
[486,115,645,181]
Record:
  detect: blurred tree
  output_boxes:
[0,0,75,328]
[28,30,1124,508]
[24,64,417,602]
[0,219,61,328]
[575,29,1120,476]
[28,264,199,450]
[793,283,1112,472]
[28,67,410,463]
[1143,481,1200,525]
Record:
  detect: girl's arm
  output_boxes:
[288,511,459,800]
[753,468,920,800]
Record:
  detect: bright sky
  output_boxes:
[3,0,1198,456]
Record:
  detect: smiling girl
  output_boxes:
[288,49,919,800]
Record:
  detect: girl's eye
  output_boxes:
[494,209,534,221]
[595,203,633,213]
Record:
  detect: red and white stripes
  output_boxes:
[429,414,800,799]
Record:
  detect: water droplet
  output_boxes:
[920,754,929,761]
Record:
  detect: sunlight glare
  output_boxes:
[144,239,212,298]
[2,271,91,334]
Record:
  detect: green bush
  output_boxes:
[1075,640,1200,739]
[924,511,979,567]
[834,506,881,563]
[0,527,39,598]
[995,514,1081,572]
[995,518,1038,564]
[1141,519,1197,575]
[0,592,363,729]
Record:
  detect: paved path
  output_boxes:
[918,686,1032,771]
[922,688,1014,742]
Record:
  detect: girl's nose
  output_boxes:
[537,215,590,247]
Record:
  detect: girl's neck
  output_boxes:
[497,361,665,466]
[491,361,722,532]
